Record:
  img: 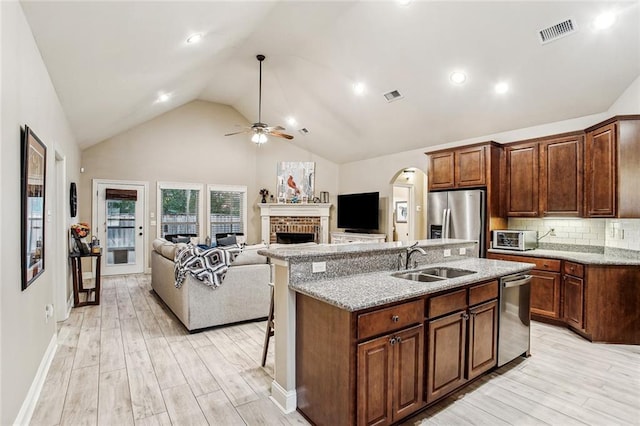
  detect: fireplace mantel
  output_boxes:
[259,203,332,244]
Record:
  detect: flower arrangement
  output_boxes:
[259,188,269,203]
[70,222,90,239]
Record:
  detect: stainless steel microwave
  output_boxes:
[493,230,538,251]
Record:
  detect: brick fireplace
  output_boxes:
[259,203,331,244]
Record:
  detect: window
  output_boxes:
[157,182,204,239]
[208,185,247,240]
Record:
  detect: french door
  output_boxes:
[94,180,146,275]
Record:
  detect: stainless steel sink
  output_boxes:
[418,267,477,278]
[392,267,476,283]
[392,271,446,282]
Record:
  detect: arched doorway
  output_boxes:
[390,168,427,242]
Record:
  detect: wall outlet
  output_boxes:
[443,249,451,257]
[312,262,326,273]
[45,304,54,323]
[459,247,466,255]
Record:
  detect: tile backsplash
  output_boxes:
[506,218,640,252]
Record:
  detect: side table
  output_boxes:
[69,252,101,307]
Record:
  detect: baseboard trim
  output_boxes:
[14,333,57,425]
[270,380,297,414]
[66,293,74,317]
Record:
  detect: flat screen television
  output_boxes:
[337,191,379,231]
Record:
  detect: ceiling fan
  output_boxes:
[224,54,293,144]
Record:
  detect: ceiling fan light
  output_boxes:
[251,133,268,144]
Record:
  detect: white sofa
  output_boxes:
[151,239,271,332]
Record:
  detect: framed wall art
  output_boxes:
[276,161,315,202]
[395,201,408,223]
[21,125,47,290]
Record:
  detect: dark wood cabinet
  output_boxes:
[426,311,467,403]
[585,117,640,218]
[539,135,583,216]
[426,280,498,403]
[455,145,487,187]
[428,151,455,190]
[562,261,585,331]
[505,142,539,216]
[357,324,424,426]
[467,300,498,380]
[530,270,561,319]
[585,123,616,217]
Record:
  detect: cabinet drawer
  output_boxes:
[358,300,423,340]
[428,289,467,318]
[469,280,498,306]
[488,253,561,272]
[563,261,584,278]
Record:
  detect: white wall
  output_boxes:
[79,100,339,248]
[1,2,81,423]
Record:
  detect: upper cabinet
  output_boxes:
[505,132,585,217]
[540,134,583,217]
[585,117,640,218]
[427,143,500,191]
[505,142,539,217]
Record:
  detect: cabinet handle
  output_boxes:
[389,337,397,346]
[396,336,402,343]
[391,315,400,323]
[543,264,549,267]
[462,313,469,320]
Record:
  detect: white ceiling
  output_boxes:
[21,1,640,164]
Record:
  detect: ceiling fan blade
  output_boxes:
[269,130,294,140]
[266,125,285,131]
[224,130,251,136]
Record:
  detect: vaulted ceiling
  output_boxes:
[21,1,640,164]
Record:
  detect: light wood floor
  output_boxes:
[31,274,639,425]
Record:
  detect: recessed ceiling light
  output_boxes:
[594,11,616,30]
[494,82,509,94]
[286,116,297,127]
[450,71,467,85]
[156,93,171,103]
[353,82,366,95]
[186,33,203,44]
[397,0,413,6]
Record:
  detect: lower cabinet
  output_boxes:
[357,324,424,426]
[426,281,498,403]
[562,261,585,331]
[426,311,467,402]
[530,270,561,319]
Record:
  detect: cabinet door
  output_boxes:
[563,275,584,330]
[540,135,583,216]
[506,143,539,216]
[530,270,561,319]
[392,325,424,421]
[358,336,393,426]
[426,311,467,403]
[429,152,455,190]
[585,123,616,217]
[467,300,498,380]
[455,146,486,187]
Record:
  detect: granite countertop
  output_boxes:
[487,248,640,266]
[290,258,535,312]
[258,238,475,262]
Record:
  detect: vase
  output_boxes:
[261,196,267,203]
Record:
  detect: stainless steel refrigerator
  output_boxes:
[427,189,486,256]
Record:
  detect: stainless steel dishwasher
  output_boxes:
[498,273,532,366]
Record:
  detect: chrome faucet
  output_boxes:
[405,242,426,270]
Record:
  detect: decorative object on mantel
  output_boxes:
[277,161,315,202]
[259,188,269,204]
[21,125,47,290]
[223,54,294,145]
[269,194,275,203]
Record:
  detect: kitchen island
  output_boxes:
[259,239,534,424]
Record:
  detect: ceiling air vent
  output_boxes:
[298,128,310,135]
[383,90,403,102]
[538,18,576,44]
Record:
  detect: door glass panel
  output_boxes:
[106,199,136,265]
